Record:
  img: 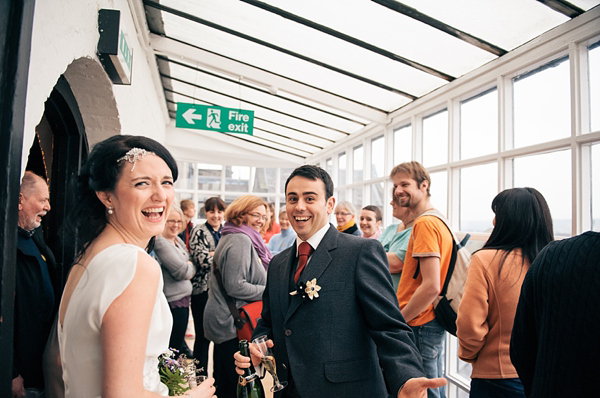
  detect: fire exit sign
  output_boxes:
[175,103,254,135]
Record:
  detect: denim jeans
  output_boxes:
[470,378,526,398]
[410,318,446,398]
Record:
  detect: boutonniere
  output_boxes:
[290,278,321,300]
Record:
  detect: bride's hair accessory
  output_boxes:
[117,148,154,171]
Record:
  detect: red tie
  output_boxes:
[294,242,314,283]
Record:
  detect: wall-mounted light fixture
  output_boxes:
[98,9,133,85]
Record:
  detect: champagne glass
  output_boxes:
[252,335,287,392]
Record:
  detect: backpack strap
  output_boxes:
[411,210,460,290]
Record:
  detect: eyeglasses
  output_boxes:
[334,212,353,217]
[166,220,183,225]
[248,213,268,222]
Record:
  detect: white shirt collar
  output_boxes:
[295,222,331,255]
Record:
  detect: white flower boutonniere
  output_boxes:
[290,278,322,300]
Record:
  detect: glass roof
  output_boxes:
[144,0,600,160]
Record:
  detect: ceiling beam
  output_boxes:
[372,0,507,57]
[240,0,454,82]
[162,73,353,135]
[537,0,585,18]
[150,34,389,124]
[150,34,387,124]
[143,0,417,100]
[158,55,367,125]
[167,123,306,163]
[165,88,347,143]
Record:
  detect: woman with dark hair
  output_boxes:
[204,195,269,398]
[188,196,226,375]
[262,202,281,243]
[58,135,215,397]
[456,187,554,398]
[360,205,383,239]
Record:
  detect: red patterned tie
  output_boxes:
[294,242,314,283]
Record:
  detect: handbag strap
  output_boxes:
[213,268,246,330]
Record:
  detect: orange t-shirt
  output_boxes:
[396,215,453,326]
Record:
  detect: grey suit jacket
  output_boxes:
[254,225,424,398]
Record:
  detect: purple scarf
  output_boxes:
[221,221,272,269]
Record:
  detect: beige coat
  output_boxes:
[456,249,528,379]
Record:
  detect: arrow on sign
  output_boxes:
[182,108,203,124]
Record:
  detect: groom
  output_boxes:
[235,165,445,397]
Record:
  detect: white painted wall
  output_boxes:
[22,0,168,175]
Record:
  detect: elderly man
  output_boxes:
[12,172,57,398]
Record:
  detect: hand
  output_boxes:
[12,375,25,398]
[188,377,216,398]
[234,340,273,374]
[398,377,447,398]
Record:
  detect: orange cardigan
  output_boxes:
[456,249,529,379]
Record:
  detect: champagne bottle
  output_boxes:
[237,340,266,398]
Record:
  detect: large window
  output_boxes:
[423,110,448,167]
[175,161,195,190]
[338,152,346,186]
[460,163,497,232]
[371,135,385,178]
[394,124,412,166]
[197,163,221,191]
[300,24,600,398]
[429,170,448,217]
[280,167,295,193]
[325,157,333,176]
[175,162,290,223]
[225,166,250,192]
[589,41,600,133]
[352,187,363,210]
[513,150,572,236]
[253,168,276,193]
[460,88,498,159]
[370,182,385,209]
[592,143,600,231]
[513,56,571,148]
[353,145,363,182]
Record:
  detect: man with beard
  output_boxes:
[391,161,453,398]
[12,172,57,398]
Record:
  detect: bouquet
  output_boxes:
[158,348,203,396]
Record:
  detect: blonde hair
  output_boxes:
[167,204,186,233]
[224,195,268,226]
[335,201,357,216]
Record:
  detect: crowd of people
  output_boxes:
[11,134,599,398]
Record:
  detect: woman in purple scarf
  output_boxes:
[203,195,272,398]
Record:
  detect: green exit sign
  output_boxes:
[175,103,254,135]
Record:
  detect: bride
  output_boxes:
[58,135,215,398]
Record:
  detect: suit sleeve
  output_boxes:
[355,239,425,394]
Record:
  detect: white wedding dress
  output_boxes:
[58,244,173,397]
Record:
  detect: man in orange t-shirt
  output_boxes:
[391,161,453,398]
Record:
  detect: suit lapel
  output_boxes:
[284,226,338,322]
[279,248,298,319]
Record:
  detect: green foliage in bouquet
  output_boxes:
[158,349,200,396]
